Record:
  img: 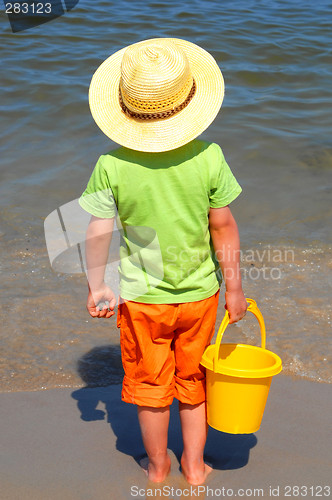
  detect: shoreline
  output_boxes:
[0,369,331,395]
[1,374,331,499]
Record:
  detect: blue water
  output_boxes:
[0,0,331,390]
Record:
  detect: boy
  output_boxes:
[79,38,247,485]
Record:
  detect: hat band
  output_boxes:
[119,80,196,121]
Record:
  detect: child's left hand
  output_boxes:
[225,289,247,324]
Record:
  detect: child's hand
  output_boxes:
[87,283,116,318]
[225,289,247,324]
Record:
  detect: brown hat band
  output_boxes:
[119,80,196,121]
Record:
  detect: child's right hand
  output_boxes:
[87,283,117,318]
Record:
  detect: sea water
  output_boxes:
[0,0,331,391]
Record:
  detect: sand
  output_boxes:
[1,375,331,500]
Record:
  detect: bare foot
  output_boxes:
[140,455,171,483]
[181,456,213,485]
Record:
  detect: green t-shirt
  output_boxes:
[79,139,242,303]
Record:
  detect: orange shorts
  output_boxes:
[117,290,220,408]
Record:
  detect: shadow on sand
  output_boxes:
[71,345,257,471]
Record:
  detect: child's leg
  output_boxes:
[117,300,177,482]
[179,401,212,485]
[173,291,220,484]
[137,405,171,482]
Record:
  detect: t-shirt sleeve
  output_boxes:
[209,144,242,208]
[78,156,116,218]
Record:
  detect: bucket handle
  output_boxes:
[213,298,266,370]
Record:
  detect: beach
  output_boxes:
[1,0,331,390]
[1,0,331,498]
[1,376,331,499]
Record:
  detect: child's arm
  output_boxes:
[209,205,247,323]
[85,215,116,318]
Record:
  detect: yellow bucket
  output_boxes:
[201,299,282,434]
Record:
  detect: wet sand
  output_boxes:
[1,375,331,500]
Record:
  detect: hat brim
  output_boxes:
[88,38,224,152]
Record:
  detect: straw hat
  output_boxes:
[89,38,224,152]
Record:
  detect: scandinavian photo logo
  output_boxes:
[44,195,164,308]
